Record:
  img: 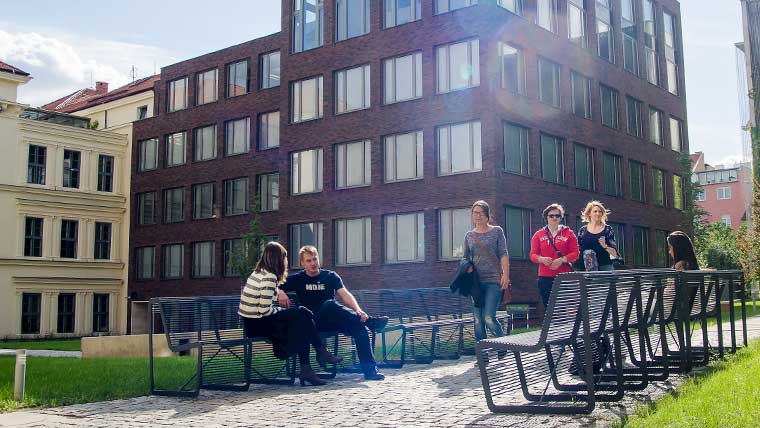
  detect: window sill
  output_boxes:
[226,91,251,100]
[164,163,187,169]
[334,32,371,45]
[501,169,531,178]
[193,157,218,164]
[436,85,480,96]
[223,212,249,218]
[381,18,422,31]
[383,96,423,106]
[383,260,425,266]
[291,117,323,125]
[336,106,371,116]
[438,169,483,178]
[291,191,323,197]
[224,150,251,158]
[160,277,184,281]
[336,183,371,191]
[192,216,216,221]
[259,84,280,91]
[291,45,324,56]
[164,220,186,225]
[195,99,219,108]
[385,177,424,185]
[258,145,280,151]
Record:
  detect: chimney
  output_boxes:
[95,81,109,93]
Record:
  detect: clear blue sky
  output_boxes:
[0,0,746,165]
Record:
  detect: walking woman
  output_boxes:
[238,241,341,386]
[577,201,619,271]
[667,231,700,271]
[463,200,510,341]
[530,203,580,309]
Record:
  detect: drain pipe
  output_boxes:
[14,349,26,401]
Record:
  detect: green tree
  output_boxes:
[678,153,708,238]
[697,223,742,270]
[230,195,269,279]
[737,178,760,285]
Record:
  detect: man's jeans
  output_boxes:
[472,282,504,341]
[314,300,376,366]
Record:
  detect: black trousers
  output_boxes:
[243,307,323,365]
[538,276,555,309]
[313,300,376,367]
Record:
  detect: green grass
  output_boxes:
[618,338,760,427]
[0,339,81,352]
[705,302,760,327]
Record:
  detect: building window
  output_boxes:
[192,241,215,278]
[439,207,473,260]
[437,121,482,175]
[626,97,643,137]
[652,168,665,207]
[437,39,480,94]
[165,132,187,167]
[622,0,638,74]
[385,130,424,182]
[540,133,564,184]
[663,11,679,95]
[136,191,157,225]
[21,293,41,334]
[654,229,669,267]
[696,188,706,202]
[259,173,280,212]
[222,239,243,277]
[27,145,46,185]
[60,219,78,259]
[629,160,646,202]
[335,217,371,265]
[649,107,664,146]
[192,183,215,220]
[97,155,114,192]
[673,175,684,210]
[162,244,184,279]
[384,52,422,104]
[57,293,75,334]
[505,205,531,259]
[603,152,623,196]
[136,246,155,280]
[292,0,324,53]
[337,0,370,41]
[385,0,421,28]
[258,111,280,149]
[721,215,732,227]
[138,138,158,172]
[195,69,218,105]
[435,0,477,14]
[292,76,324,123]
[503,123,529,175]
[568,0,586,47]
[194,125,217,162]
[93,294,109,333]
[24,217,43,257]
[289,222,323,266]
[717,186,732,200]
[596,0,614,62]
[62,150,80,188]
[225,117,250,156]
[538,58,561,108]
[385,212,424,263]
[499,43,525,95]
[163,187,185,223]
[336,140,371,189]
[643,0,659,85]
[335,64,371,114]
[571,71,591,119]
[574,143,594,191]
[698,170,739,185]
[291,148,324,194]
[260,51,281,89]
[633,226,649,266]
[600,84,619,129]
[167,77,188,112]
[227,60,250,97]
[94,222,111,260]
[536,0,558,32]
[137,105,148,120]
[609,222,626,259]
[670,117,683,152]
[223,178,249,216]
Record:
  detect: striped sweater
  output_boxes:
[238,269,281,319]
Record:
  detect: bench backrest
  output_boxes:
[152,296,244,352]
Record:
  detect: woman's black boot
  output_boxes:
[299,363,327,386]
[316,346,344,366]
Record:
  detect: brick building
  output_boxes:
[129,0,688,323]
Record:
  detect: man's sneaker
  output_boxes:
[364,316,389,332]
[363,365,385,381]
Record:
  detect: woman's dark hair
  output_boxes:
[255,241,288,283]
[542,203,565,220]
[472,200,491,221]
[667,231,699,270]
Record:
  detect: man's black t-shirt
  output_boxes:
[280,269,344,313]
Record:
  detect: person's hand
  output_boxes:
[466,265,473,273]
[598,236,608,249]
[500,274,510,290]
[540,256,553,266]
[277,290,291,309]
[356,309,369,322]
[549,258,565,270]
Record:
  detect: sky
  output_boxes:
[0,1,747,166]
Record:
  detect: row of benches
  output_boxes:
[476,269,747,414]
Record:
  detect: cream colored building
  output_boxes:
[0,62,131,338]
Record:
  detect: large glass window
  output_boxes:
[670,117,683,152]
[225,117,250,156]
[337,0,370,41]
[437,39,480,93]
[603,152,623,196]
[138,138,158,172]
[596,0,614,62]
[384,130,423,182]
[194,125,217,161]
[57,293,75,334]
[654,229,669,267]
[439,208,473,260]
[717,186,732,200]
[163,188,185,223]
[60,219,78,259]
[92,294,109,333]
[626,97,643,137]
[192,183,215,220]
[291,148,324,194]
[162,244,184,279]
[643,0,659,85]
[664,11,679,95]
[536,0,557,33]
[673,175,684,209]
[385,212,424,263]
[538,58,561,108]
[629,160,646,202]
[498,0,522,14]
[336,140,371,188]
[289,222,323,266]
[574,143,594,191]
[609,222,626,259]
[633,226,649,266]
[94,222,111,260]
[293,0,324,53]
[649,107,664,145]
[505,206,531,259]
[571,71,591,119]
[258,111,280,149]
[336,64,371,114]
[384,52,422,104]
[227,60,249,97]
[335,217,371,265]
[223,178,249,216]
[292,76,324,123]
[622,0,638,74]
[27,145,46,185]
[503,123,529,175]
[165,132,187,167]
[195,69,218,105]
[136,246,155,280]
[540,133,564,184]
[568,0,586,47]
[168,77,188,112]
[97,154,114,192]
[435,0,477,14]
[437,121,482,175]
[652,168,665,207]
[62,150,80,188]
[24,217,43,257]
[499,43,525,94]
[136,191,157,225]
[385,0,421,28]
[192,241,215,278]
[222,239,243,277]
[600,84,619,129]
[258,173,280,212]
[21,293,41,334]
[260,51,281,89]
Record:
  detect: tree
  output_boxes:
[696,223,742,270]
[737,178,760,286]
[678,153,708,237]
[229,195,269,279]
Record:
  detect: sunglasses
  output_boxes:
[547,214,563,219]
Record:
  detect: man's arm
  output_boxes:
[336,288,368,322]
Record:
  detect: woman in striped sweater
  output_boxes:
[239,241,341,386]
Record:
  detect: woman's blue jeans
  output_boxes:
[473,282,504,341]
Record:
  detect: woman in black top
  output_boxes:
[577,201,619,271]
[667,231,700,270]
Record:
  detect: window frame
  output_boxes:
[260,51,281,90]
[195,68,219,106]
[223,177,249,216]
[503,122,530,176]
[138,138,158,172]
[97,154,114,192]
[335,216,372,266]
[291,148,324,195]
[23,216,43,258]
[226,59,250,98]
[163,187,186,224]
[62,149,81,189]
[437,120,483,176]
[135,246,155,280]
[436,39,480,94]
[192,182,215,220]
[165,132,187,168]
[224,117,251,157]
[383,51,423,104]
[291,75,324,123]
[191,241,215,278]
[384,212,425,263]
[573,143,595,191]
[335,139,372,189]
[499,42,526,95]
[335,64,371,114]
[438,207,474,260]
[540,133,565,184]
[292,0,325,53]
[538,57,561,108]
[384,130,424,183]
[27,144,47,185]
[167,77,188,112]
[60,219,78,259]
[336,0,371,42]
[258,173,280,212]
[162,243,184,280]
[94,222,112,260]
[136,191,157,226]
[384,0,421,28]
[258,111,280,150]
[600,84,620,129]
[193,125,217,162]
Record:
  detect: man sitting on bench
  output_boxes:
[280,246,388,381]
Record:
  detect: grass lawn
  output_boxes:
[619,338,760,427]
[0,339,81,352]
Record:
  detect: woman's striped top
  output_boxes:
[238,269,281,319]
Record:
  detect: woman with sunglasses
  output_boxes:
[529,203,580,309]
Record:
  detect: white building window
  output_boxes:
[336,140,371,189]
[437,120,482,175]
[258,173,279,212]
[536,0,558,33]
[167,77,188,112]
[260,51,281,89]
[258,111,280,149]
[192,241,215,278]
[498,0,522,14]
[194,125,217,161]
[291,148,324,194]
[385,212,424,263]
[721,215,731,227]
[384,130,423,182]
[695,189,706,201]
[384,52,422,104]
[437,39,480,93]
[292,76,324,123]
[435,0,477,14]
[165,132,187,167]
[717,187,732,200]
[195,69,218,105]
[439,207,473,259]
[293,0,324,53]
[138,138,158,172]
[499,42,525,95]
[162,244,184,279]
[335,64,371,114]
[567,0,586,46]
[336,0,370,41]
[335,217,371,265]
[136,247,155,280]
[225,118,250,156]
[384,0,421,28]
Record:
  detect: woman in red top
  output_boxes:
[529,203,580,309]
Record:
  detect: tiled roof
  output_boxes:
[0,60,30,76]
[40,75,159,113]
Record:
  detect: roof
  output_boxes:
[40,75,159,113]
[0,60,30,77]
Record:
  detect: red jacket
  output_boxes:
[530,226,580,277]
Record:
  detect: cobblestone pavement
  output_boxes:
[2,316,759,428]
